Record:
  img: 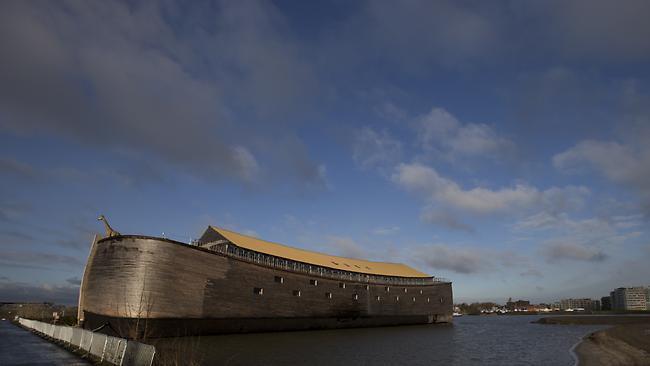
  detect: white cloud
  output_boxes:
[515,209,643,249]
[514,207,644,267]
[242,229,259,238]
[514,211,565,231]
[371,226,400,235]
[554,140,650,214]
[611,214,644,229]
[352,127,402,170]
[374,101,408,122]
[392,163,586,216]
[231,146,260,182]
[553,140,649,186]
[327,236,366,259]
[416,107,514,160]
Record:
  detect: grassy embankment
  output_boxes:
[537,315,650,366]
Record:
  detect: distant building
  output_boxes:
[506,298,530,311]
[560,298,599,311]
[610,287,648,311]
[592,299,601,311]
[601,296,611,311]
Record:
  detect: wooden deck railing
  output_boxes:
[200,241,451,286]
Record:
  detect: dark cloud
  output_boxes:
[0,229,35,243]
[259,135,328,191]
[0,280,79,304]
[541,0,650,63]
[0,250,84,270]
[519,269,543,278]
[0,0,323,188]
[415,244,489,274]
[0,158,38,181]
[420,209,474,233]
[55,239,92,250]
[319,0,650,77]
[414,243,537,275]
[0,210,96,250]
[541,241,607,263]
[51,218,98,250]
[551,84,650,214]
[504,67,614,147]
[65,277,81,286]
[364,1,500,68]
[498,251,530,268]
[0,202,32,223]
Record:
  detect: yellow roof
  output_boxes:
[207,226,430,278]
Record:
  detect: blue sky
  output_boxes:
[1,0,649,304]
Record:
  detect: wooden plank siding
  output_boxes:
[81,236,453,336]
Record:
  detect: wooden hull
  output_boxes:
[79,236,453,337]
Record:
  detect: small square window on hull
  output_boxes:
[274,276,284,284]
[325,292,332,299]
[310,279,318,286]
[293,290,301,297]
[253,287,263,295]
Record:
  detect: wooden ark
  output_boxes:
[78,226,453,338]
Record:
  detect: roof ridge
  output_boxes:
[208,225,430,278]
[211,225,398,265]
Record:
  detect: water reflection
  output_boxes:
[154,315,606,366]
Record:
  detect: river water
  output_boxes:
[154,315,607,366]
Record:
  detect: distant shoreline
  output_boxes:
[536,316,650,365]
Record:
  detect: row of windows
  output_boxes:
[253,287,436,303]
[274,275,424,294]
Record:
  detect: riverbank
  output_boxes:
[537,316,650,365]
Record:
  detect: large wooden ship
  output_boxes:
[78,219,453,337]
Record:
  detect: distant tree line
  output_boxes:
[456,302,498,315]
[0,303,78,325]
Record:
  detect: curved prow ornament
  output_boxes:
[98,215,121,237]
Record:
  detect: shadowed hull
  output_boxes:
[83,312,453,338]
[79,236,453,337]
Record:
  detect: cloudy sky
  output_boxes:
[1,0,649,304]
